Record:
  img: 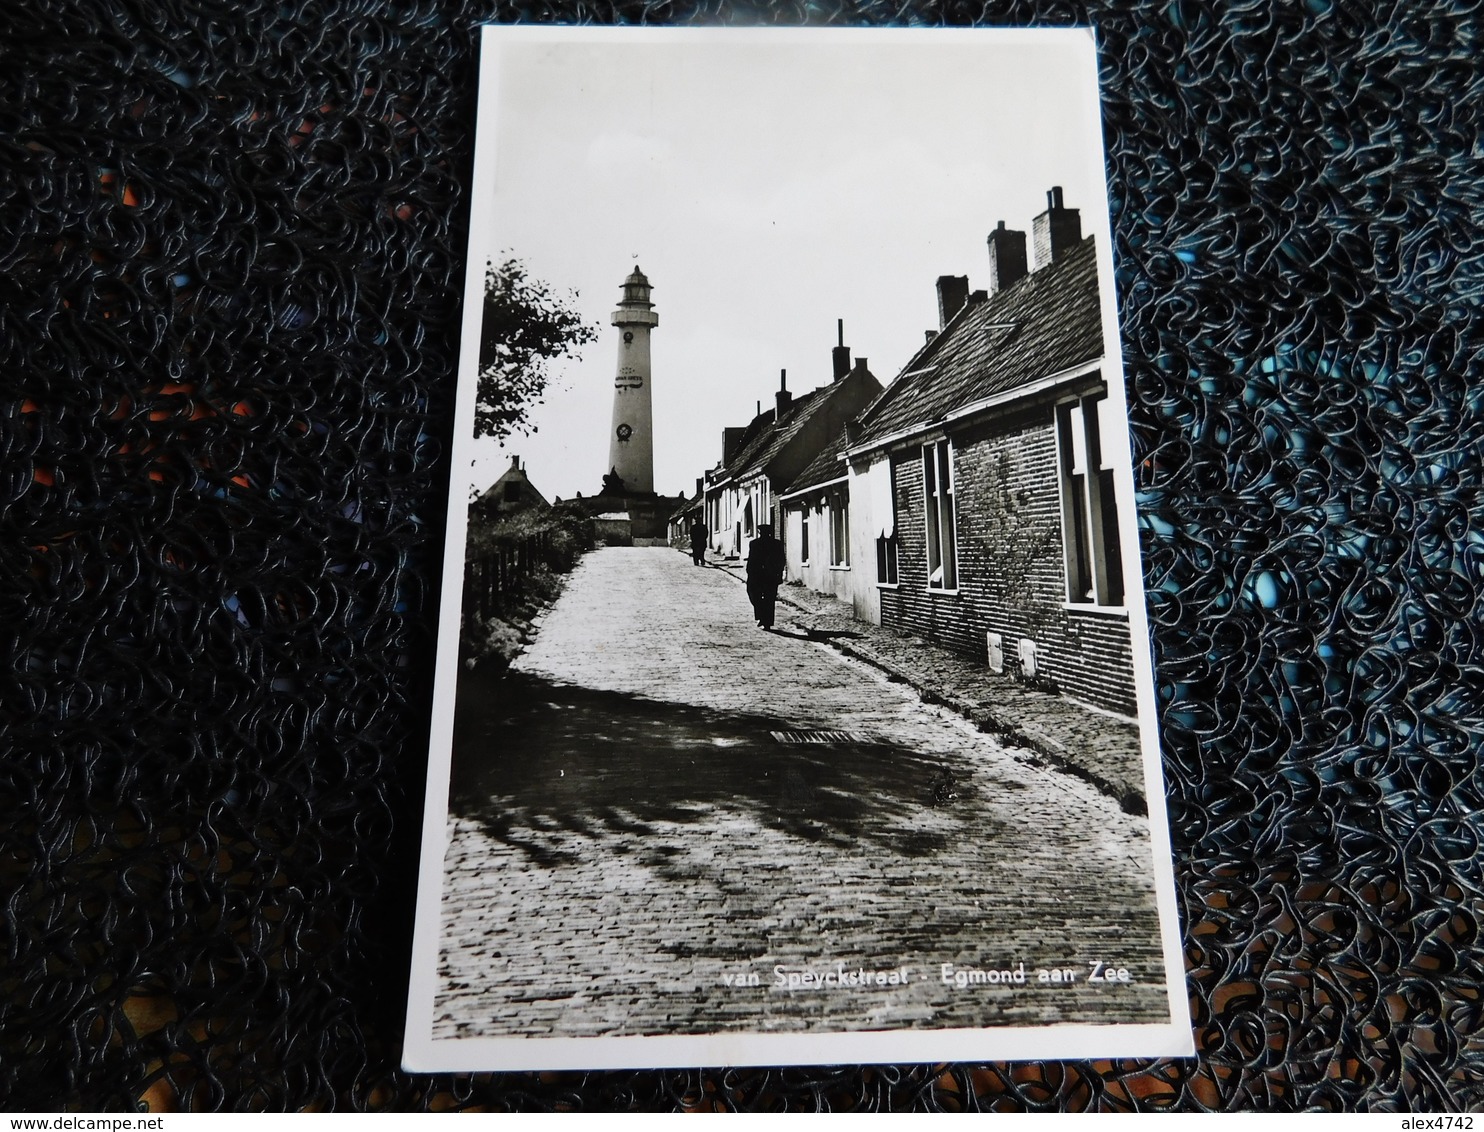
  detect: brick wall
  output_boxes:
[879,406,1137,716]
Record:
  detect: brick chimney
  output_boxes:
[722,427,746,464]
[510,455,521,471]
[776,369,792,417]
[695,477,703,497]
[1032,186,1081,269]
[987,221,1028,292]
[936,275,969,330]
[832,319,850,381]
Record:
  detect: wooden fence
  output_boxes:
[463,531,565,620]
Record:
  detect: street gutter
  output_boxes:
[700,549,1146,815]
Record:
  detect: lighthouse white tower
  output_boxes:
[606,265,658,495]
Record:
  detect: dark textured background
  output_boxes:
[3,0,1482,1113]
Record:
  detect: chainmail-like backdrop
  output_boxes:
[3,0,1482,1113]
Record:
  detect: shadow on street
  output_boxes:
[450,667,993,864]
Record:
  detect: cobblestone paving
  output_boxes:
[712,557,1148,808]
[437,548,1172,1039]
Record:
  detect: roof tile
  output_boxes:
[854,236,1102,446]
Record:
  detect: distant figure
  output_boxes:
[690,518,709,566]
[745,523,786,630]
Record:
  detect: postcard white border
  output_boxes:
[404,23,1193,1072]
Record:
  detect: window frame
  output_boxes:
[1056,391,1125,609]
[922,438,959,592]
[875,532,899,587]
[828,491,850,569]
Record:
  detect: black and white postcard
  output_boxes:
[404,25,1193,1071]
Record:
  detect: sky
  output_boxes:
[469,28,1112,502]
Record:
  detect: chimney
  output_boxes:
[832,319,851,381]
[722,426,746,464]
[510,455,521,471]
[776,369,792,416]
[936,275,969,330]
[695,477,703,498]
[756,400,762,419]
[987,221,1028,292]
[852,357,868,375]
[1032,186,1081,269]
[925,330,937,345]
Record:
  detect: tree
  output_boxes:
[474,257,597,441]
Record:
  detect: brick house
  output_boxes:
[703,327,880,561]
[777,427,854,605]
[667,478,704,548]
[843,189,1138,715]
[473,455,551,517]
[702,410,771,559]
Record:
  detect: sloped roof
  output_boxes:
[476,465,550,509]
[729,388,828,481]
[708,407,778,485]
[720,414,786,482]
[853,236,1102,447]
[668,491,703,521]
[782,426,850,496]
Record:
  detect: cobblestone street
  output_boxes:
[436,547,1170,1039]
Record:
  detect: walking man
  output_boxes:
[745,523,786,630]
[689,517,709,566]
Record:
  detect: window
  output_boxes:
[876,534,899,585]
[923,439,957,589]
[869,457,898,586]
[503,481,521,502]
[800,511,810,565]
[829,493,849,567]
[1058,393,1124,606]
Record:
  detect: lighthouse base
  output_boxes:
[564,492,686,547]
[606,497,675,542]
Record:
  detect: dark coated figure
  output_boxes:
[690,518,709,566]
[745,523,786,630]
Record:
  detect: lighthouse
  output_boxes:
[606,265,659,495]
